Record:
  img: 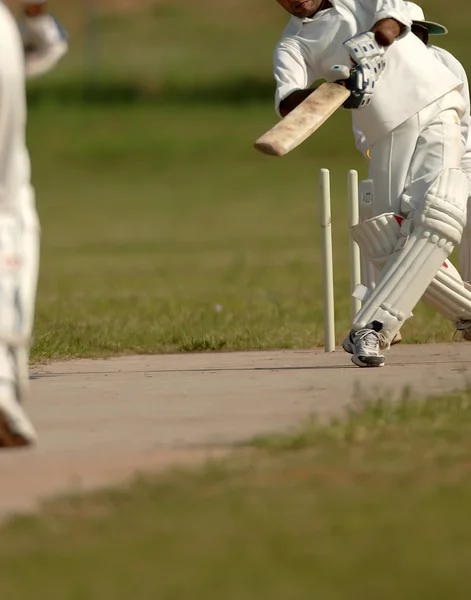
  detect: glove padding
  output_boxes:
[343,32,386,78]
[19,14,68,79]
[329,64,375,110]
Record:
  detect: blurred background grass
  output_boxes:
[13,0,470,359]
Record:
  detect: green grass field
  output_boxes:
[26,0,469,360]
[3,390,471,599]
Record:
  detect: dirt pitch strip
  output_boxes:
[0,343,469,515]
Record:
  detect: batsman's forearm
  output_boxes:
[279,89,315,118]
[21,0,47,16]
[372,0,411,44]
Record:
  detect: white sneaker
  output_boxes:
[342,328,385,367]
[0,382,36,448]
[343,330,401,352]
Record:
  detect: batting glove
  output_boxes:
[329,64,375,110]
[344,32,386,79]
[19,13,68,79]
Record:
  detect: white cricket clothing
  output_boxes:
[348,67,467,343]
[354,42,471,298]
[433,45,471,298]
[274,0,463,146]
[350,41,471,332]
[0,3,40,444]
[352,195,471,334]
[459,151,471,282]
[368,93,464,216]
[428,47,470,153]
[354,45,471,156]
[352,168,469,339]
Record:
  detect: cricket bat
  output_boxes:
[254,82,350,157]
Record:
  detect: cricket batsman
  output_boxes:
[274,0,468,367]
[0,0,67,446]
[353,2,471,345]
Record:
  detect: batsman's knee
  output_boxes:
[414,168,468,247]
[351,212,401,269]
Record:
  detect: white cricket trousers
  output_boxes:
[0,3,40,393]
[368,89,465,218]
[459,151,471,282]
[352,89,467,337]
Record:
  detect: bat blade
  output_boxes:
[254,83,350,157]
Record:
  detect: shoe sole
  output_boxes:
[351,355,385,368]
[0,412,33,447]
[0,396,36,449]
[342,340,354,354]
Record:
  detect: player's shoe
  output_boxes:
[455,321,471,342]
[343,330,401,353]
[342,328,385,367]
[0,382,36,448]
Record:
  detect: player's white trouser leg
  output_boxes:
[368,91,465,217]
[352,208,471,336]
[356,180,407,346]
[458,152,471,283]
[353,168,468,340]
[0,4,40,446]
[358,179,377,294]
[460,200,471,283]
[350,93,467,346]
[355,175,471,331]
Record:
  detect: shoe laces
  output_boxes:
[355,328,385,352]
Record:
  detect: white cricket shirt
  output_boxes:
[432,47,471,154]
[353,45,471,156]
[274,0,463,146]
